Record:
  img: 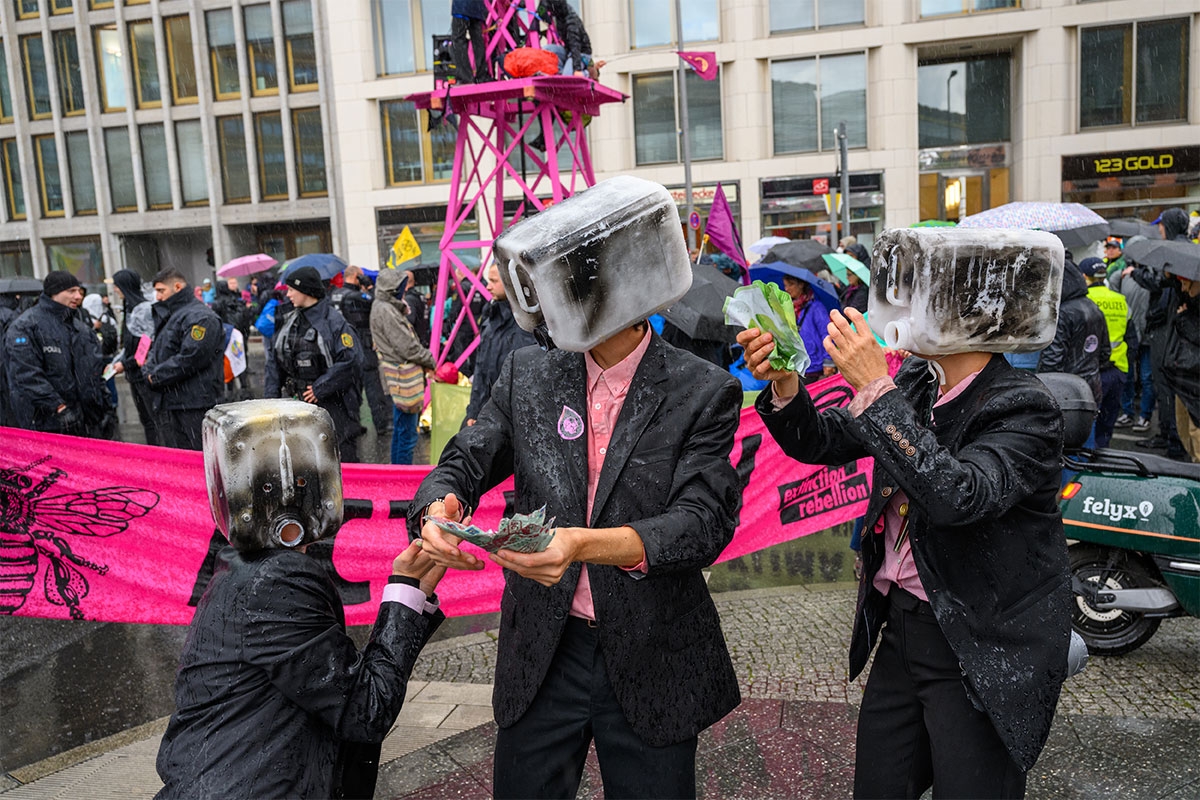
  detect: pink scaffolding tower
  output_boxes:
[405,1,625,370]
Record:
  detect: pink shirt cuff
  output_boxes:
[770,382,797,411]
[621,557,648,575]
[847,377,896,418]
[383,582,438,615]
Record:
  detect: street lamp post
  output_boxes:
[946,69,959,145]
[674,0,696,252]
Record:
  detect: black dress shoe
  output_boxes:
[1135,436,1169,450]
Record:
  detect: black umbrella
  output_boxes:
[659,263,742,342]
[0,277,42,294]
[1106,217,1161,241]
[1124,239,1200,281]
[761,239,835,273]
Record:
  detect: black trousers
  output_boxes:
[493,618,698,800]
[165,408,207,451]
[128,378,160,446]
[361,355,392,433]
[854,589,1027,800]
[451,16,488,83]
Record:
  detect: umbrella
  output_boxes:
[659,263,742,342]
[0,277,42,294]
[217,253,277,278]
[1106,217,1161,241]
[761,239,835,273]
[957,202,1109,249]
[282,253,348,281]
[750,261,841,313]
[748,235,790,256]
[822,252,871,286]
[910,219,957,228]
[1123,239,1200,281]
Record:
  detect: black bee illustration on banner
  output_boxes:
[0,457,159,620]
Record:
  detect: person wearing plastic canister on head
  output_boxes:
[412,176,742,799]
[272,266,365,463]
[739,231,1073,799]
[155,400,444,800]
[4,271,114,438]
[1080,257,1130,448]
[143,267,225,450]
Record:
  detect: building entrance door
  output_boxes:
[919,167,1009,222]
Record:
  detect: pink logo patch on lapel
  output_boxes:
[558,405,584,440]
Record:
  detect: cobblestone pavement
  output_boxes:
[414,584,1200,720]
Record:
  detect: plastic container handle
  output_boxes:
[508,259,540,314]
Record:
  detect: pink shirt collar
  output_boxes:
[584,327,652,393]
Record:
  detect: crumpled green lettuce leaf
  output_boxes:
[723,280,810,374]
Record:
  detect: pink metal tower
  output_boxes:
[405,1,624,370]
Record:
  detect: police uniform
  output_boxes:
[273,297,364,462]
[143,286,225,450]
[331,283,392,434]
[4,294,113,437]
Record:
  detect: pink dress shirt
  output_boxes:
[568,329,652,621]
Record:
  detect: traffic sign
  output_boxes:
[813,178,830,195]
[689,211,701,229]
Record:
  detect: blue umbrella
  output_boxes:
[281,253,347,281]
[750,261,841,313]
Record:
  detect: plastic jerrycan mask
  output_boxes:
[493,176,693,353]
[867,227,1065,356]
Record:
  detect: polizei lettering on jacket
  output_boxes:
[778,461,869,524]
[1080,496,1153,523]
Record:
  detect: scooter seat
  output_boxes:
[1085,448,1200,482]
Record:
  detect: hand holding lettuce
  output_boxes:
[723,281,810,375]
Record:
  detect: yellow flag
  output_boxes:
[387,226,421,269]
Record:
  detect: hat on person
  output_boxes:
[202,278,212,286]
[285,265,326,299]
[1078,257,1107,278]
[42,270,82,297]
[1104,237,1123,250]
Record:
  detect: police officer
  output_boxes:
[273,266,364,462]
[330,265,391,436]
[143,267,225,450]
[3,270,114,437]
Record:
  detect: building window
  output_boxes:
[54,31,85,116]
[0,41,13,122]
[21,35,53,120]
[50,0,72,13]
[104,127,137,212]
[920,0,1017,17]
[771,53,867,155]
[217,115,250,203]
[255,111,287,199]
[631,0,718,49]
[174,119,208,207]
[95,25,128,112]
[165,16,199,104]
[16,0,38,20]
[0,243,33,277]
[89,0,114,8]
[1081,19,1189,129]
[918,55,1010,148]
[66,131,96,214]
[632,71,723,165]
[770,0,864,32]
[47,238,103,284]
[129,21,162,108]
[206,9,240,101]
[292,107,326,196]
[2,139,26,220]
[283,1,318,92]
[33,135,64,217]
[373,0,452,76]
[139,124,172,209]
[244,4,279,96]
[380,99,457,184]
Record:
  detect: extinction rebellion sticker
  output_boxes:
[778,460,870,525]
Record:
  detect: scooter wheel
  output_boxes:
[1070,544,1162,656]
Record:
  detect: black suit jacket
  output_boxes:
[410,334,743,746]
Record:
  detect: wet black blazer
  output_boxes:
[410,334,743,747]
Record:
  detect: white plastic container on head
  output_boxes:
[492,175,692,352]
[867,227,1065,355]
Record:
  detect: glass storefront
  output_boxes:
[1061,146,1200,221]
[918,143,1010,221]
[666,182,742,252]
[376,204,479,286]
[760,173,884,248]
[46,237,103,284]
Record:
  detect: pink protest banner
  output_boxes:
[0,374,878,626]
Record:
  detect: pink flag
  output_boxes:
[677,51,718,81]
[704,183,747,268]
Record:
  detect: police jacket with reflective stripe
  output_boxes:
[144,288,225,411]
